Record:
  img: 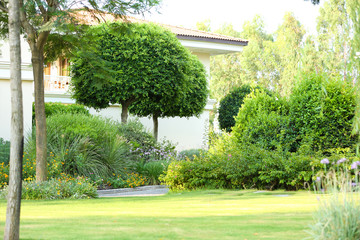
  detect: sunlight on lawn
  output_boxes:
[0,190,318,240]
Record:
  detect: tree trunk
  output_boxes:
[121,101,131,123]
[4,0,23,238]
[31,50,47,182]
[152,114,159,141]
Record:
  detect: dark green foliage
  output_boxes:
[162,72,357,191]
[218,85,252,132]
[232,72,356,153]
[0,138,10,164]
[161,143,315,191]
[26,113,132,178]
[129,53,208,119]
[241,112,291,151]
[25,113,175,181]
[117,120,156,150]
[71,22,202,120]
[32,102,89,124]
[232,90,291,151]
[289,73,357,152]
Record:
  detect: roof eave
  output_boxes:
[176,35,248,47]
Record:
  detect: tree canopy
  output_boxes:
[71,21,208,140]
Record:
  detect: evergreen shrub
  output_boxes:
[289,73,357,152]
[218,85,252,132]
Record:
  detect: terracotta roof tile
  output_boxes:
[71,10,248,46]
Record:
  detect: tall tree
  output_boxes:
[209,16,276,101]
[239,15,276,90]
[209,23,243,101]
[0,0,159,182]
[4,0,23,237]
[196,19,211,32]
[274,12,305,96]
[300,35,322,74]
[316,0,359,82]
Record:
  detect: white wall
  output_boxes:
[89,103,213,150]
[0,79,34,140]
[0,38,34,140]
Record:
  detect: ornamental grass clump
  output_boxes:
[308,158,360,239]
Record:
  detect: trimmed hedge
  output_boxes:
[32,102,89,124]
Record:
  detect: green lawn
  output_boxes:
[0,190,318,240]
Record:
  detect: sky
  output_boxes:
[141,0,325,36]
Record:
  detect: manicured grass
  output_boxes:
[0,190,318,239]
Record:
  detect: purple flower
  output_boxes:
[320,158,329,164]
[337,158,347,164]
[351,161,360,169]
[228,154,232,158]
[316,177,321,182]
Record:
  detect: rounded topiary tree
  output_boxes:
[71,22,194,124]
[218,85,252,132]
[129,54,208,140]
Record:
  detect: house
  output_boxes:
[0,12,248,149]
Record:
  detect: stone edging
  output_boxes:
[97,185,168,195]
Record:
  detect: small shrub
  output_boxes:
[141,161,169,185]
[118,119,156,150]
[0,175,98,200]
[90,171,147,189]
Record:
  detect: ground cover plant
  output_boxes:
[0,190,317,239]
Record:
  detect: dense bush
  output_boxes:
[161,72,358,192]
[32,102,89,123]
[218,85,252,132]
[161,136,315,191]
[289,73,357,152]
[0,138,10,164]
[232,90,291,151]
